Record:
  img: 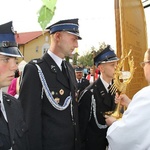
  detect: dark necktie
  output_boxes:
[108,84,112,94]
[61,61,69,80]
[78,79,81,83]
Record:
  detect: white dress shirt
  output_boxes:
[100,75,111,93]
[47,50,63,70]
[0,89,8,122]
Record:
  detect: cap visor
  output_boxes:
[101,58,119,64]
[0,47,23,57]
[67,31,82,40]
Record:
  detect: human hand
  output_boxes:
[115,93,131,107]
[105,115,117,126]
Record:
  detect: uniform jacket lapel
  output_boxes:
[96,78,113,108]
[3,95,15,143]
[42,53,70,89]
[65,62,76,89]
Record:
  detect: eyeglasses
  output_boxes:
[140,60,150,68]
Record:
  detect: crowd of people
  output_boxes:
[0,18,150,150]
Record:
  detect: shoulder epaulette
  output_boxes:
[3,92,16,101]
[29,58,43,64]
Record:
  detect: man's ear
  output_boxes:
[98,64,102,72]
[54,32,61,41]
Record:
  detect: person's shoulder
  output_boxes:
[131,86,150,103]
[82,78,90,84]
[84,81,100,97]
[25,58,44,71]
[137,85,150,93]
[81,82,95,95]
[142,85,150,90]
[3,93,24,117]
[29,58,43,65]
[3,92,19,104]
[82,78,89,82]
[78,83,95,103]
[21,58,43,74]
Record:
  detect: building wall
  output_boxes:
[18,32,50,63]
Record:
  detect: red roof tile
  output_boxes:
[15,30,49,45]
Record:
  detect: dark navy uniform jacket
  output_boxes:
[78,78,116,150]
[19,53,80,150]
[76,78,90,100]
[76,78,90,92]
[0,93,29,150]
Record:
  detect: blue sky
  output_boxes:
[0,0,150,55]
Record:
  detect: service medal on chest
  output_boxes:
[59,89,64,95]
[54,97,60,103]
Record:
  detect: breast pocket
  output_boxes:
[16,121,28,137]
[13,120,29,150]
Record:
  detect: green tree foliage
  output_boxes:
[95,42,108,55]
[77,42,108,67]
[78,52,93,67]
[72,52,79,65]
[37,0,57,30]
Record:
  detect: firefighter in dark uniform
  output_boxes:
[78,45,119,150]
[75,66,90,100]
[0,21,29,150]
[19,18,82,150]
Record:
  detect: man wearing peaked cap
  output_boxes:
[0,21,23,57]
[78,45,119,150]
[75,66,90,100]
[94,45,119,66]
[47,18,82,40]
[0,21,29,150]
[75,66,83,72]
[19,18,82,150]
